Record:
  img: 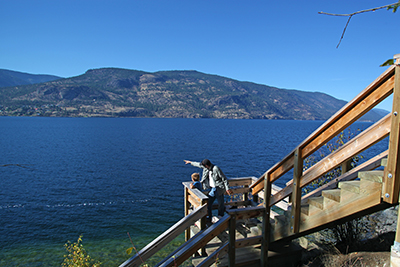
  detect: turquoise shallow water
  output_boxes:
[0,235,188,266]
[0,117,382,266]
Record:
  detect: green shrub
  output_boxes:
[62,235,101,267]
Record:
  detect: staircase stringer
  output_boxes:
[269,170,395,245]
[270,201,395,246]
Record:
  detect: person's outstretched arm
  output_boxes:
[184,160,203,168]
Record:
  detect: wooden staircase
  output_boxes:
[177,163,394,267]
[186,167,391,266]
[270,169,392,244]
[190,217,304,267]
[120,56,400,267]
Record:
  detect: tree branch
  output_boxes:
[318,2,399,17]
[319,1,400,48]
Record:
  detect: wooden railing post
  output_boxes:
[341,160,352,174]
[228,214,236,267]
[184,187,190,241]
[200,198,207,256]
[260,173,271,267]
[253,193,259,203]
[388,54,400,267]
[243,185,249,201]
[384,54,400,204]
[291,147,303,234]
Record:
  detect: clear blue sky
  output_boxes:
[1,0,398,110]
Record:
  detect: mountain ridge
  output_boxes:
[0,68,386,121]
[0,69,62,87]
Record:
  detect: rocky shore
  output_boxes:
[301,206,398,266]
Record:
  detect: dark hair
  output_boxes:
[201,159,211,167]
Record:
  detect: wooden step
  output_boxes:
[193,242,304,267]
[307,196,324,209]
[295,189,383,239]
[274,214,288,226]
[338,180,360,194]
[235,222,251,239]
[359,170,383,194]
[305,193,340,217]
[274,213,289,232]
[358,170,384,183]
[301,190,342,218]
[271,210,280,217]
[301,205,309,216]
[322,189,341,202]
[298,203,320,217]
[248,223,262,236]
[268,168,386,245]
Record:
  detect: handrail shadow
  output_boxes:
[119,204,207,267]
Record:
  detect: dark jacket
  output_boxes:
[190,161,230,195]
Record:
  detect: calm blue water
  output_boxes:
[0,117,383,266]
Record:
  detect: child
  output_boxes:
[190,173,202,191]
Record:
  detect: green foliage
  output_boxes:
[126,247,134,255]
[387,1,400,12]
[380,58,395,67]
[62,235,101,267]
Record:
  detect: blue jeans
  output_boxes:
[207,190,225,218]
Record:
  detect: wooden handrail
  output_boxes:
[270,113,391,206]
[228,177,254,186]
[183,181,208,205]
[158,214,231,267]
[227,205,265,220]
[251,65,395,196]
[301,149,388,202]
[119,177,252,267]
[119,204,208,267]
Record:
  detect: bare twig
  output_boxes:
[318,2,399,17]
[335,16,352,49]
[318,2,400,48]
[127,232,146,265]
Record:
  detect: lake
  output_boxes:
[0,117,383,266]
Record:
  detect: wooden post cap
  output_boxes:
[395,53,400,64]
